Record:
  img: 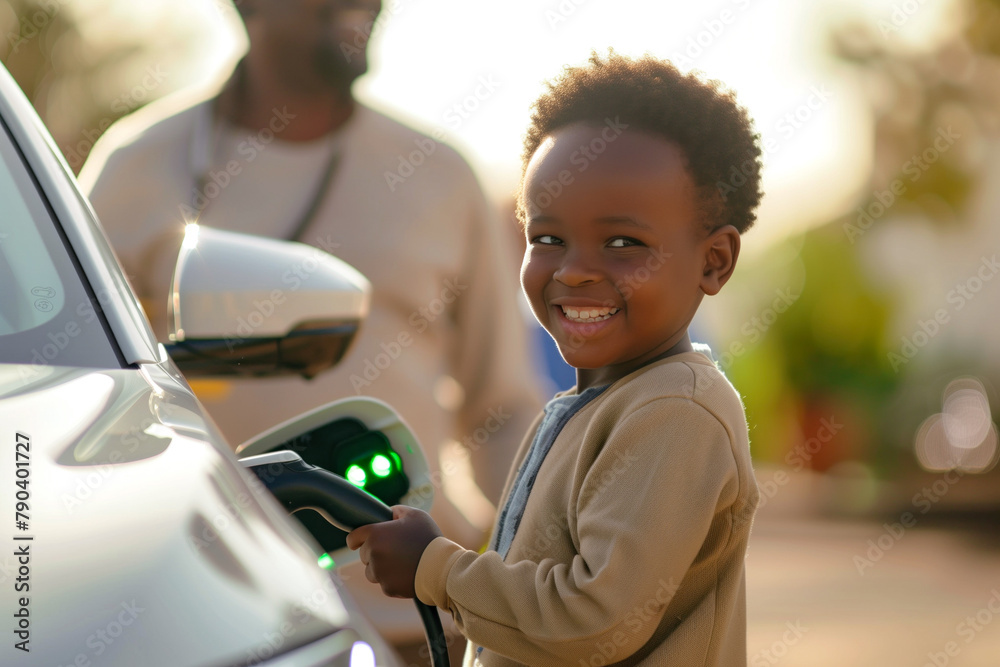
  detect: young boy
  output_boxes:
[347,52,763,666]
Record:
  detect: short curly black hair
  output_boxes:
[518,51,763,234]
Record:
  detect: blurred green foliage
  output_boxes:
[729,225,900,473]
[729,0,1000,478]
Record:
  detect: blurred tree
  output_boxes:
[729,226,899,475]
[0,0,235,173]
[729,0,1000,482]
[833,0,1000,228]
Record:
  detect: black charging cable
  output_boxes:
[240,451,449,667]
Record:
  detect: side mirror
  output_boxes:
[236,396,434,567]
[163,224,370,379]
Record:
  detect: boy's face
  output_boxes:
[520,123,736,385]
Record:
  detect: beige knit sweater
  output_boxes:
[415,351,759,666]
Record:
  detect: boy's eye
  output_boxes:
[608,237,644,248]
[532,235,563,245]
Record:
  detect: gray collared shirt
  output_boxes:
[490,384,609,559]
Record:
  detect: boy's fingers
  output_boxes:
[391,505,413,520]
[345,525,370,550]
[357,540,371,566]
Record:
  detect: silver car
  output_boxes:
[0,61,441,667]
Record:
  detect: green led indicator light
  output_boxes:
[371,454,392,478]
[318,553,335,570]
[346,464,367,487]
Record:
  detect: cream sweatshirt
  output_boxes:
[415,351,760,666]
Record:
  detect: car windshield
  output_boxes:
[0,118,121,370]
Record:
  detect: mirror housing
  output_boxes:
[163,225,370,379]
[237,397,434,567]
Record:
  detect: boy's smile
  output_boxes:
[520,122,737,389]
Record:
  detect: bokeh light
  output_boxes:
[915,376,999,473]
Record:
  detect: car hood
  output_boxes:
[0,362,351,666]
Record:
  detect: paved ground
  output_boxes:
[746,469,1000,667]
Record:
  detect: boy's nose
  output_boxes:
[553,251,603,286]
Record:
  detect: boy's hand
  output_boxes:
[345,506,442,599]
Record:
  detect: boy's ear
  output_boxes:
[700,225,740,296]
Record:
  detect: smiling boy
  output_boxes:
[348,52,763,666]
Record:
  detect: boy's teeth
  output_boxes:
[561,306,620,321]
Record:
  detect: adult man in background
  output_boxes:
[80,0,546,660]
